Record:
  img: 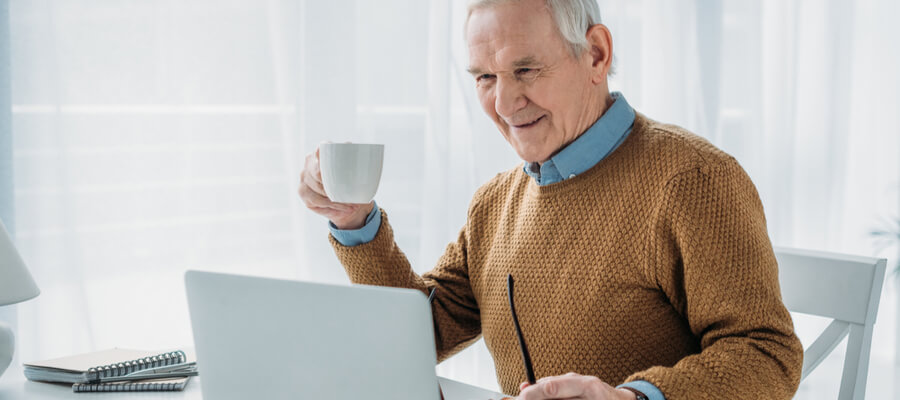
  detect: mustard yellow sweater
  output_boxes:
[330,113,803,399]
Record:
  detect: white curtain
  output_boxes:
[7,0,899,397]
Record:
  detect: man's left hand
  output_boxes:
[516,373,636,400]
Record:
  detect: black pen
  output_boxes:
[507,274,536,385]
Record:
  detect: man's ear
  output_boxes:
[585,24,613,84]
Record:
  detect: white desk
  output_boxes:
[0,363,508,399]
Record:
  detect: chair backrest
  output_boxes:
[775,247,887,400]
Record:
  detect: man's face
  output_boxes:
[466,0,598,163]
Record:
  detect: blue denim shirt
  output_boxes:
[329,92,664,400]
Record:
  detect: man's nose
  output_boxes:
[494,77,527,119]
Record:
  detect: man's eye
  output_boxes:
[477,74,496,82]
[516,68,539,79]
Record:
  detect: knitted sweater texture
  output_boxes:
[329,113,803,399]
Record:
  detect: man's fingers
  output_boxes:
[312,155,323,184]
[535,372,577,384]
[310,206,346,221]
[315,139,331,183]
[518,375,594,400]
[300,185,353,213]
[305,152,324,184]
[300,154,329,198]
[301,170,328,198]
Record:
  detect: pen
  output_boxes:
[508,274,536,385]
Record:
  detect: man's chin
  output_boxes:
[509,137,554,163]
[515,149,552,164]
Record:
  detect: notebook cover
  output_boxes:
[25,348,157,373]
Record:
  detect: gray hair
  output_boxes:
[466,0,603,58]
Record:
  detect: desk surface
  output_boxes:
[0,364,507,400]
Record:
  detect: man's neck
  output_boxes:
[535,92,614,166]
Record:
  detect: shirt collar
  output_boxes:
[524,92,635,185]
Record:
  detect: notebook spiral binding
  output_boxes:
[86,350,188,381]
[73,379,187,393]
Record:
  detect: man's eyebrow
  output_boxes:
[467,56,541,76]
[512,56,540,68]
[467,66,486,76]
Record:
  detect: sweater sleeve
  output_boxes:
[627,158,803,400]
[329,208,482,362]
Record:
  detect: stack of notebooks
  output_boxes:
[24,348,198,393]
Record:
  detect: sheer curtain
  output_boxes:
[5,0,899,397]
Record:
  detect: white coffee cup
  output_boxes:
[319,143,384,204]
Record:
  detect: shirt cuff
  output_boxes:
[328,202,381,246]
[618,380,665,400]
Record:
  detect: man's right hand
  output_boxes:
[298,146,374,230]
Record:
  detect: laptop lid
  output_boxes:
[185,270,442,400]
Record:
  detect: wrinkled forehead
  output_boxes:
[465,2,566,70]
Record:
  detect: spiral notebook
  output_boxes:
[24,348,196,392]
[72,377,190,392]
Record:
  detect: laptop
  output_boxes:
[185,270,506,400]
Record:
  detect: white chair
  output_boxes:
[775,247,887,400]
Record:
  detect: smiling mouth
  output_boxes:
[511,115,545,129]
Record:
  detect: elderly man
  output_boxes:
[298,0,803,399]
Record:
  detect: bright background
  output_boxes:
[1,0,898,398]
